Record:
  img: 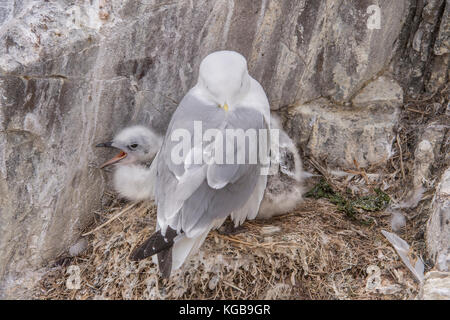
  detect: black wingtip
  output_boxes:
[129,246,146,261]
[157,247,173,279]
[129,227,178,262]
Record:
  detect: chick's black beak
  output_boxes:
[95,141,128,169]
[96,141,113,148]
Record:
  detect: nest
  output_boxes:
[31,193,420,300]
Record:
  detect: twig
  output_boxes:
[223,280,246,294]
[396,134,406,181]
[406,108,429,115]
[82,202,139,236]
[351,159,370,185]
[214,233,257,247]
[214,232,304,250]
[308,157,345,193]
[308,157,328,177]
[405,83,448,103]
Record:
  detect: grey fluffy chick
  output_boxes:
[258,115,304,219]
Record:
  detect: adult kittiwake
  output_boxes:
[129,50,271,277]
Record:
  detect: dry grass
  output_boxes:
[31,195,420,300]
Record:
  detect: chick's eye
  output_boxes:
[129,144,138,150]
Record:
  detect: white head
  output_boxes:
[96,126,162,168]
[197,51,251,108]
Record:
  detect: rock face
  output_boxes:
[352,76,403,108]
[412,121,448,189]
[284,76,402,169]
[0,0,446,295]
[426,169,450,272]
[419,271,450,300]
[394,0,449,95]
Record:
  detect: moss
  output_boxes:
[305,178,390,222]
[352,188,391,211]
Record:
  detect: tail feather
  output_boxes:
[171,218,225,271]
[171,231,209,271]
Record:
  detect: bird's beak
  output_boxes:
[96,142,128,169]
[220,103,229,112]
[95,142,113,148]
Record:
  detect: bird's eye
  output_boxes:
[129,144,138,150]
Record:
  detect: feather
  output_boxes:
[130,227,177,262]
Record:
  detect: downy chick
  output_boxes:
[96,126,162,202]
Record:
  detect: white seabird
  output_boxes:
[96,52,306,278]
[128,50,272,277]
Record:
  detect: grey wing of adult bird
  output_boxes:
[129,51,271,278]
